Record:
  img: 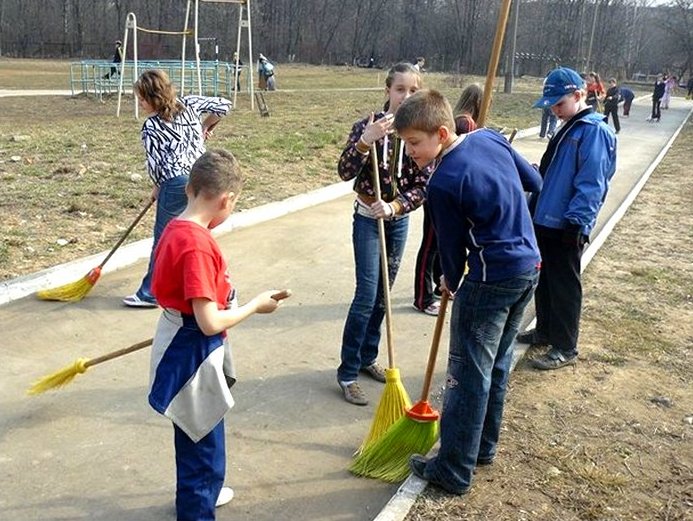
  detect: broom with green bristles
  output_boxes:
[36,199,154,302]
[354,140,412,454]
[350,292,448,481]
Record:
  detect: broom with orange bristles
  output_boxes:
[353,139,412,454]
[36,199,154,302]
[350,293,448,481]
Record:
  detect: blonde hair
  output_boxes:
[134,69,184,122]
[394,89,455,134]
[453,83,483,122]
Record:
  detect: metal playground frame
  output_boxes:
[110,0,254,118]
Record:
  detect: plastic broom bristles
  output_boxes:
[27,358,89,395]
[350,411,439,482]
[355,368,411,455]
[36,267,101,302]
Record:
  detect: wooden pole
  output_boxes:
[478,0,514,127]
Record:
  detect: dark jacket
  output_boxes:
[604,85,621,109]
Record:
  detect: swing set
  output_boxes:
[114,0,255,118]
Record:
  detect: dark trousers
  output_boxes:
[651,98,662,120]
[413,202,442,310]
[603,105,620,132]
[623,98,633,116]
[103,65,118,80]
[534,228,584,355]
[174,420,226,521]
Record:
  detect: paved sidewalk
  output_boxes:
[0,97,690,521]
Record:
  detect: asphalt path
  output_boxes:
[0,96,690,521]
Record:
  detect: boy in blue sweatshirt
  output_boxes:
[394,89,542,495]
[518,67,617,370]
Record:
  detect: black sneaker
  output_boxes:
[409,454,469,495]
[531,347,577,370]
[516,328,548,347]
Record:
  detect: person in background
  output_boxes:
[661,75,677,109]
[103,40,123,80]
[648,74,665,122]
[258,54,276,91]
[123,69,232,308]
[336,63,430,405]
[585,71,605,112]
[413,57,426,72]
[619,85,635,117]
[231,51,243,92]
[518,67,617,370]
[539,106,558,139]
[686,76,693,99]
[602,77,621,134]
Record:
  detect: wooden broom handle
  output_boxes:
[369,143,396,369]
[85,338,153,368]
[99,198,154,269]
[84,291,290,368]
[478,0,514,127]
[419,292,449,401]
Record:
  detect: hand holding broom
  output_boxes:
[36,198,154,302]
[28,290,292,395]
[353,140,412,455]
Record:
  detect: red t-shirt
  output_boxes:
[152,220,233,315]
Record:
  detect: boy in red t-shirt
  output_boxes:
[148,149,290,520]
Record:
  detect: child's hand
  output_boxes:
[253,289,291,313]
[370,200,395,219]
[360,112,394,146]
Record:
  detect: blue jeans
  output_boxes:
[337,211,409,383]
[136,175,189,302]
[420,267,539,493]
[174,419,225,521]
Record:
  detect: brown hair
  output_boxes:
[385,62,422,89]
[394,89,455,134]
[188,149,243,198]
[134,69,184,122]
[453,83,483,122]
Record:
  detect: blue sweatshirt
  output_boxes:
[428,129,542,289]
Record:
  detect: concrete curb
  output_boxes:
[0,181,353,306]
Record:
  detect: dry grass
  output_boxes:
[406,121,693,520]
[0,59,541,280]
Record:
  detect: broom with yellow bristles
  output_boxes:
[27,338,153,395]
[351,0,516,481]
[353,139,412,454]
[28,290,292,395]
[36,199,154,302]
[350,293,448,480]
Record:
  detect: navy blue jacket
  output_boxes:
[428,129,542,289]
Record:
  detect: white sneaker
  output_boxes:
[122,294,158,308]
[215,486,234,507]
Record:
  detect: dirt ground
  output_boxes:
[407,121,693,521]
